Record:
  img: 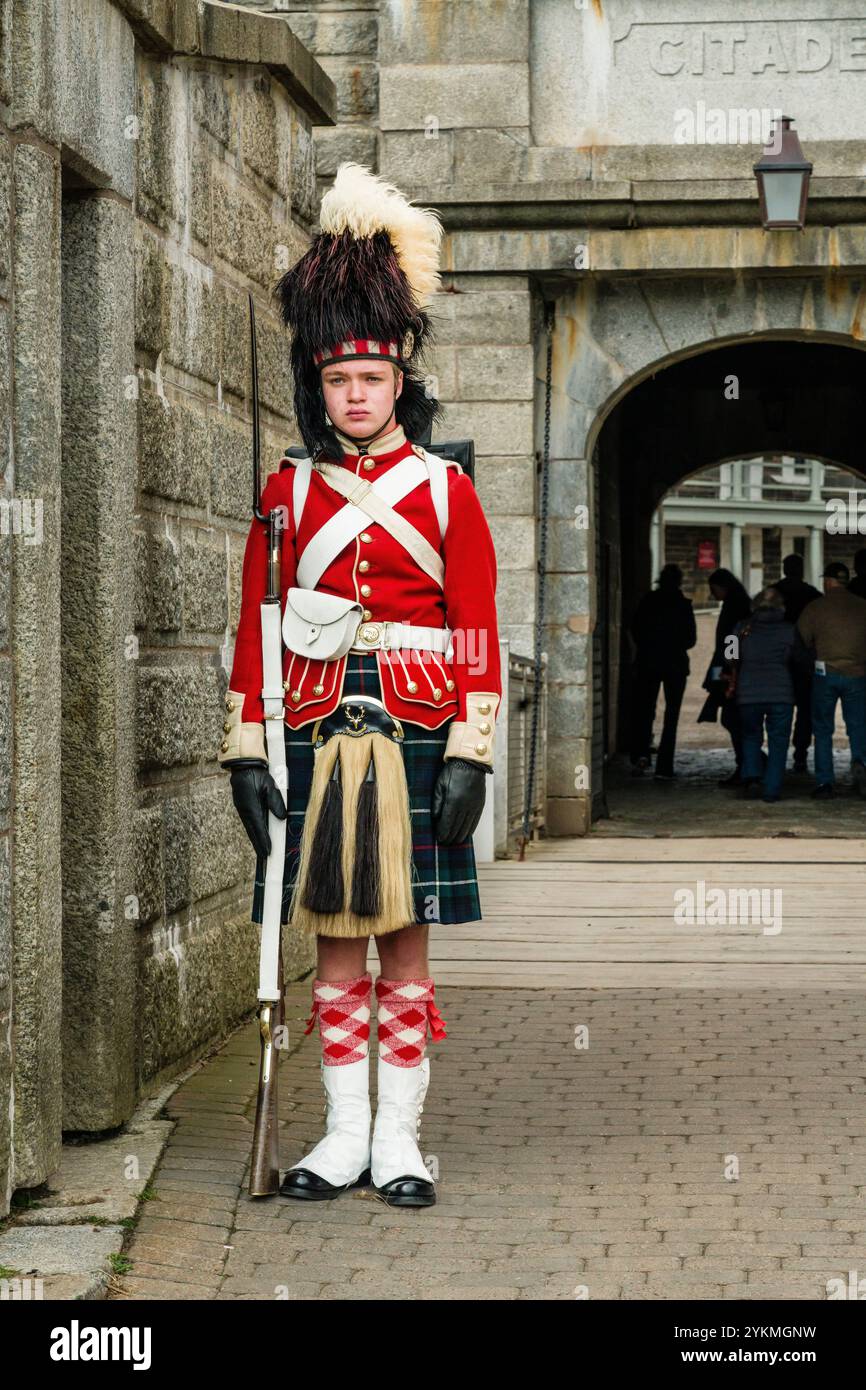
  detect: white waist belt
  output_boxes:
[351,620,452,654]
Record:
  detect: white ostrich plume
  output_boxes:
[319,162,443,307]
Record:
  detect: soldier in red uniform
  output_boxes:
[219,165,501,1207]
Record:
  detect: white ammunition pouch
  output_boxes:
[281,585,363,661]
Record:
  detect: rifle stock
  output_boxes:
[249,948,285,1196]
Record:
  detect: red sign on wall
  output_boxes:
[697,541,717,570]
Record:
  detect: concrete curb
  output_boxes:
[0,1032,251,1300]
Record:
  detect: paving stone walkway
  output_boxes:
[108,979,866,1301]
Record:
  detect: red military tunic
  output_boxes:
[219,423,501,766]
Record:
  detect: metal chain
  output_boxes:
[520,301,554,859]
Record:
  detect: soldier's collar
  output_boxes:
[334,422,407,457]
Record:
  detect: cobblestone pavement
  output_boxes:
[109,982,866,1301]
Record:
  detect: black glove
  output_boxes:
[432,757,492,846]
[228,760,287,858]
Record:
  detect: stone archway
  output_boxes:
[540,271,866,834]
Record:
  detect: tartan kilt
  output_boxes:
[250,653,482,930]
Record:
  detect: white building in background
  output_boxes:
[652,457,865,600]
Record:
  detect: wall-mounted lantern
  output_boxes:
[753,116,812,229]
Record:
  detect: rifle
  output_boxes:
[247,292,289,1197]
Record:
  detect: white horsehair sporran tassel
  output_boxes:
[288,700,415,938]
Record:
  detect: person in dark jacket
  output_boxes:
[730,586,811,802]
[629,563,697,780]
[774,553,821,623]
[847,548,866,600]
[698,568,752,786]
[798,561,866,798]
[773,554,821,772]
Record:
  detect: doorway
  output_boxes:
[590,338,866,837]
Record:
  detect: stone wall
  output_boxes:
[132,47,322,1095]
[432,274,537,664]
[0,0,333,1217]
[377,0,530,187]
[532,0,866,178]
[284,1,379,183]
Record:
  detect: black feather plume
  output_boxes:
[273,229,442,461]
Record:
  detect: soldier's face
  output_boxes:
[320,360,403,438]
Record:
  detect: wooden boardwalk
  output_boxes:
[415,837,866,990]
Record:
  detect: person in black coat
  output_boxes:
[774,552,821,623]
[772,553,821,772]
[697,568,752,786]
[629,563,697,780]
